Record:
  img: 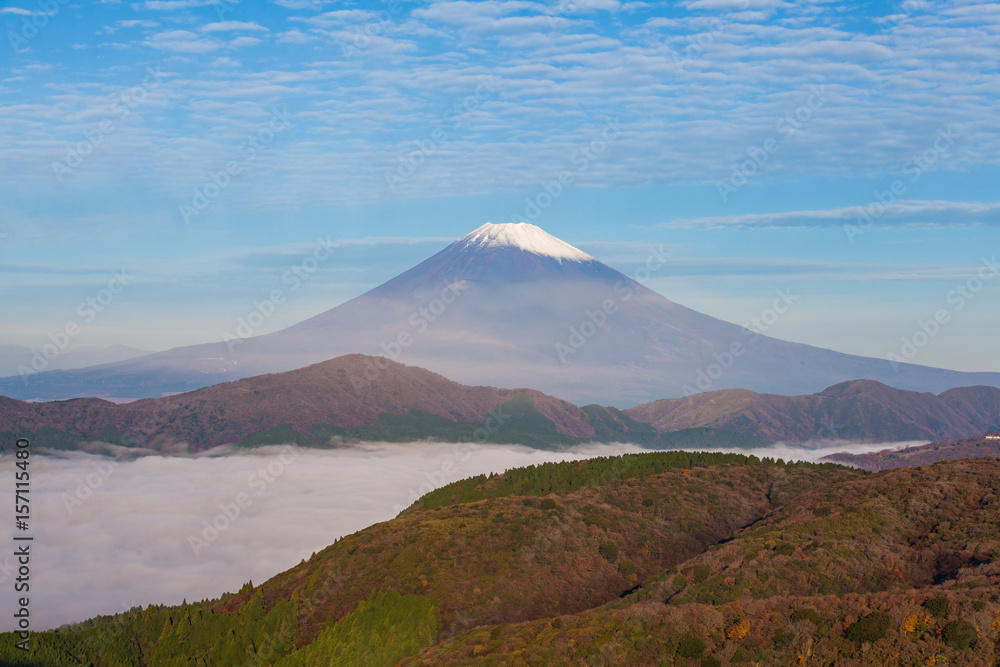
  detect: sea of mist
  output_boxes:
[0,439,921,631]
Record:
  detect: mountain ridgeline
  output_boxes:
[626,379,1000,444]
[0,355,761,454]
[3,356,999,455]
[4,453,1000,665]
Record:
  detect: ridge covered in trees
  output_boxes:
[3,454,999,665]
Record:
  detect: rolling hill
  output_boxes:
[0,354,739,454]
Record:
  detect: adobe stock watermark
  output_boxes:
[390,406,510,515]
[717,85,828,202]
[17,269,134,385]
[384,75,498,192]
[874,0,924,33]
[214,0,240,21]
[247,619,295,666]
[179,107,293,224]
[887,255,997,371]
[118,396,176,450]
[223,236,338,351]
[61,459,118,514]
[510,118,622,225]
[188,446,298,556]
[51,66,165,182]
[555,244,670,363]
[672,0,750,72]
[546,0,574,23]
[71,600,141,664]
[843,124,959,244]
[348,279,468,392]
[244,569,349,665]
[341,0,403,58]
[682,288,799,396]
[6,0,70,52]
[520,456,632,563]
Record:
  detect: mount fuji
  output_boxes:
[4,222,999,405]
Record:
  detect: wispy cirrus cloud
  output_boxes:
[665,201,1000,229]
[0,262,127,275]
[276,28,313,44]
[200,21,269,32]
[647,256,1000,282]
[132,0,220,9]
[143,29,226,53]
[273,0,331,9]
[105,19,160,31]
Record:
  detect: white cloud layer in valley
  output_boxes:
[0,440,920,631]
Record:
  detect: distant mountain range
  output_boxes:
[3,222,999,405]
[626,379,1000,444]
[8,453,999,665]
[0,354,759,454]
[3,355,998,454]
[0,343,149,378]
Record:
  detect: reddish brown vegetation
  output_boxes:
[626,379,1000,443]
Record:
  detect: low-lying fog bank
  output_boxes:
[0,439,920,631]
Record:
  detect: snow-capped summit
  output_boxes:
[456,223,595,263]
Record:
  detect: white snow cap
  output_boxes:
[457,222,594,262]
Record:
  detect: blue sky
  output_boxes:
[1,0,998,374]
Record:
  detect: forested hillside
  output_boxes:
[3,452,999,665]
